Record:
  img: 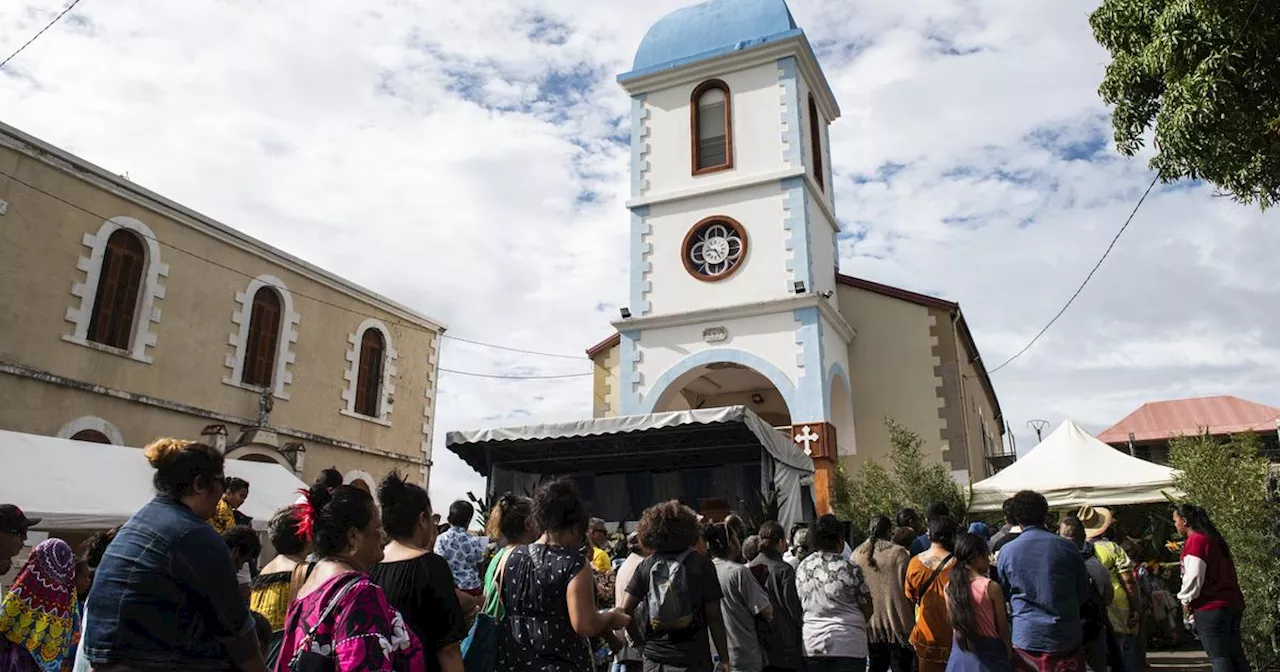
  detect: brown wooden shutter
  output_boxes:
[354,329,385,417]
[88,230,146,349]
[242,287,282,387]
[70,429,111,444]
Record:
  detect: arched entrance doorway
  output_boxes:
[644,358,795,520]
[649,362,793,427]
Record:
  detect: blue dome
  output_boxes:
[626,0,800,78]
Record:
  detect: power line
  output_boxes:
[989,174,1158,374]
[0,168,593,376]
[439,368,591,380]
[0,0,85,71]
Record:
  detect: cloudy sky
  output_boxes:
[3,0,1277,509]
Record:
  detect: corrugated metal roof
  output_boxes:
[1098,395,1280,444]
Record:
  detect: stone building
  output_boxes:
[0,121,443,489]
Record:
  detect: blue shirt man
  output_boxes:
[997,525,1091,654]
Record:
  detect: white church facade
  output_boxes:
[586,0,1009,513]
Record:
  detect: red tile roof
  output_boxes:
[1098,395,1280,444]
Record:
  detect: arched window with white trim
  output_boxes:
[341,318,397,424]
[223,275,299,399]
[65,217,168,363]
[691,80,732,174]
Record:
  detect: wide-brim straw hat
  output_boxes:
[1076,505,1114,539]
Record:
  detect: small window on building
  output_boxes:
[692,80,732,173]
[70,429,112,444]
[242,287,282,388]
[354,328,385,417]
[87,230,146,349]
[808,94,824,192]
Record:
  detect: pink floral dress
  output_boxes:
[274,572,423,672]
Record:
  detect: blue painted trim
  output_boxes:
[629,206,651,317]
[619,28,804,83]
[619,330,642,414]
[777,56,802,168]
[781,176,813,291]
[791,307,824,421]
[639,347,798,416]
[630,95,648,198]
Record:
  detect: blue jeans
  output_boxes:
[805,658,867,672]
[1196,608,1251,672]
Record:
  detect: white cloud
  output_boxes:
[3,0,1276,511]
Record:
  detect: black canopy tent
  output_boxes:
[446,406,816,530]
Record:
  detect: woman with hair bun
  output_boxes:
[250,506,312,633]
[481,493,535,619]
[82,438,268,672]
[496,478,629,671]
[276,482,424,671]
[1174,504,1248,671]
[369,471,467,672]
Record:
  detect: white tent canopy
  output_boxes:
[0,429,308,530]
[969,420,1180,512]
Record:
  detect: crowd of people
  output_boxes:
[0,437,1253,672]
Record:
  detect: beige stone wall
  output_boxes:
[837,285,947,471]
[0,142,440,487]
[591,343,620,418]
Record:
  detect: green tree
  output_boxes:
[833,418,967,545]
[1169,431,1280,667]
[1089,0,1280,208]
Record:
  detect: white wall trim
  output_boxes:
[64,216,169,363]
[420,334,440,486]
[340,318,397,423]
[222,275,300,400]
[343,469,376,493]
[56,416,124,445]
[612,292,855,342]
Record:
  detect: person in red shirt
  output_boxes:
[1174,504,1249,672]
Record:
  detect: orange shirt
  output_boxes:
[905,553,955,664]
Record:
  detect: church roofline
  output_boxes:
[617,32,840,122]
[836,274,1003,426]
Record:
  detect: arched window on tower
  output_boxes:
[808,94,824,192]
[354,328,385,417]
[242,287,282,388]
[88,229,146,350]
[692,80,732,174]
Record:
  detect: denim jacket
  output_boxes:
[84,496,251,670]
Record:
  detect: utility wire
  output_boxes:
[0,168,594,378]
[989,175,1158,374]
[0,0,85,71]
[992,0,1263,375]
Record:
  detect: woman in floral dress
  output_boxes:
[275,484,423,672]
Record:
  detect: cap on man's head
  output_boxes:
[0,504,41,534]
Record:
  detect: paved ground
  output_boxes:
[1147,646,1211,670]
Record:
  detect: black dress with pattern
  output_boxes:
[496,543,592,672]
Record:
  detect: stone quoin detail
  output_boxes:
[340,318,398,425]
[223,275,300,400]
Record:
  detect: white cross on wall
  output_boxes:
[794,425,819,456]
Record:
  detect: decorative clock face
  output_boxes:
[685,219,746,280]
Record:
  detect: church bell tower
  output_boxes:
[614,0,856,513]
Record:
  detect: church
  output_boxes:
[448,0,1008,524]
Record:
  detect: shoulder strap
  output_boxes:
[915,554,953,602]
[300,573,365,643]
[495,546,515,611]
[285,561,313,607]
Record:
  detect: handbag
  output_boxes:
[463,547,514,672]
[286,573,364,672]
